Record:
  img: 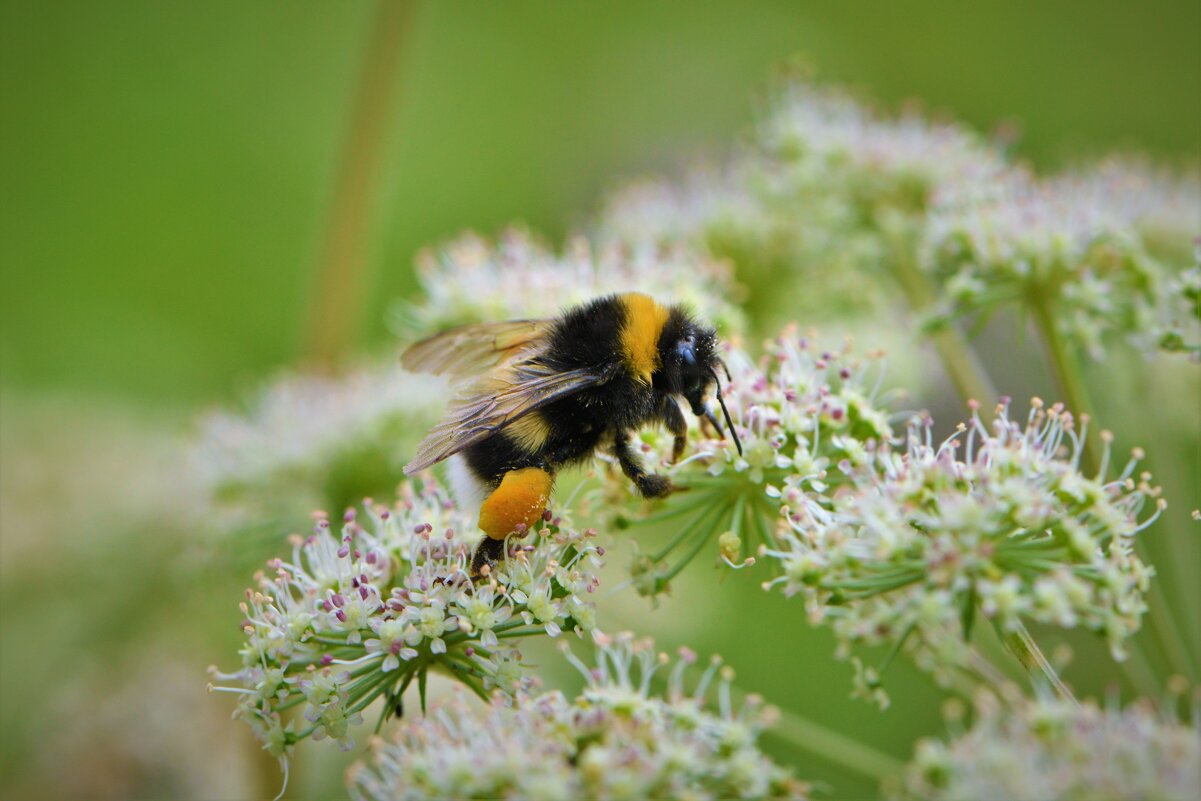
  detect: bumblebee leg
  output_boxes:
[470,535,508,576]
[473,466,554,575]
[660,396,688,464]
[614,429,674,498]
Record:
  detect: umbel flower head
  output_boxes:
[763,398,1162,704]
[1065,157,1201,262]
[894,691,1200,801]
[395,227,745,338]
[208,478,603,771]
[609,328,893,597]
[348,633,809,801]
[597,77,1198,349]
[922,169,1170,358]
[600,79,1007,320]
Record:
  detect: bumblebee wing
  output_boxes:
[404,359,615,474]
[401,319,554,379]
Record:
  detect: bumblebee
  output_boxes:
[402,292,741,574]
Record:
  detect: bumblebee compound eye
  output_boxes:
[675,335,697,367]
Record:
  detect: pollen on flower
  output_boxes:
[208,478,604,765]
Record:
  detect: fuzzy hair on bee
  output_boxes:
[401,292,740,574]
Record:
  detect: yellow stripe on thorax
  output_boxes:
[618,292,669,384]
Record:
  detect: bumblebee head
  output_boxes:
[657,312,743,456]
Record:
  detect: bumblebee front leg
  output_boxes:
[614,429,674,498]
[471,466,554,576]
[660,396,688,464]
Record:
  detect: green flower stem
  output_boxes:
[444,617,528,647]
[761,701,905,782]
[375,669,418,733]
[1119,632,1165,699]
[750,494,782,550]
[1031,297,1193,685]
[825,570,925,594]
[1001,621,1078,706]
[442,661,490,702]
[303,0,415,368]
[1145,579,1200,681]
[1030,297,1100,474]
[891,244,998,406]
[650,499,724,564]
[349,667,400,716]
[493,626,553,641]
[632,493,719,526]
[658,503,729,584]
[876,624,914,677]
[967,646,1017,689]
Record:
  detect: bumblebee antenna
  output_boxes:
[709,368,743,456]
[717,357,732,383]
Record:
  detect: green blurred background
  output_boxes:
[2,2,1198,799]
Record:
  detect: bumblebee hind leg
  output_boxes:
[471,466,554,575]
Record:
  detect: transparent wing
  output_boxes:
[404,358,614,474]
[401,319,554,379]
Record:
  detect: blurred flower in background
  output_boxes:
[395,228,747,339]
[190,363,446,528]
[893,690,1200,801]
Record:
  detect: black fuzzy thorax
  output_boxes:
[463,295,672,486]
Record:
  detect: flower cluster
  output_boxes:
[609,329,893,597]
[1067,158,1201,260]
[895,692,1200,801]
[395,227,745,339]
[763,398,1161,703]
[190,363,446,518]
[598,78,1199,356]
[208,479,603,772]
[348,633,808,801]
[1149,244,1201,360]
[757,81,1006,210]
[600,81,1008,321]
[922,169,1165,357]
